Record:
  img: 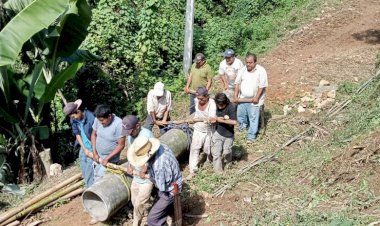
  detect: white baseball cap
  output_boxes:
[153,82,164,96]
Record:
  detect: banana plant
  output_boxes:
[0,0,95,183]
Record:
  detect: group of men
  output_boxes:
[63,49,267,226]
[63,97,180,225]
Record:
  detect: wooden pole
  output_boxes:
[1,181,83,226]
[0,173,82,225]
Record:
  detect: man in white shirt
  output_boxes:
[145,82,172,134]
[219,49,244,100]
[187,87,216,180]
[234,53,268,144]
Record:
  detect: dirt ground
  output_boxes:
[13,0,380,225]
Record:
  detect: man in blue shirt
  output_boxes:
[63,99,95,188]
[127,136,183,226]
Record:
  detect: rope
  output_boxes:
[106,168,131,198]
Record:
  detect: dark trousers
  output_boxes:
[147,191,174,226]
[189,93,196,115]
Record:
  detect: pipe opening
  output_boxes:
[82,191,108,221]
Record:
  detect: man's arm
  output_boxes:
[90,130,99,162]
[184,73,192,93]
[101,137,126,166]
[221,75,228,90]
[252,87,265,104]
[76,135,91,157]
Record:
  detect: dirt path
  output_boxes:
[264,0,380,102]
[25,0,380,225]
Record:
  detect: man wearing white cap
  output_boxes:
[145,82,172,134]
[219,49,244,100]
[127,136,183,226]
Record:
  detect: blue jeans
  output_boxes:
[189,94,196,115]
[79,149,94,188]
[237,103,261,141]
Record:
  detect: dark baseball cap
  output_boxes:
[195,87,208,96]
[121,115,139,136]
[193,53,205,63]
[63,99,82,116]
[224,49,235,58]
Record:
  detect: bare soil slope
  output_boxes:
[20,0,380,225]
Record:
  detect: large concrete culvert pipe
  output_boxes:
[82,128,190,221]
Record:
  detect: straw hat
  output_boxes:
[127,136,160,167]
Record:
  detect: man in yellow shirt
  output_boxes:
[184,53,213,114]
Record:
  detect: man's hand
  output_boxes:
[209,117,217,123]
[83,148,92,158]
[184,86,190,94]
[156,120,168,126]
[252,97,259,104]
[93,152,100,163]
[126,163,133,175]
[233,97,239,103]
[100,158,108,167]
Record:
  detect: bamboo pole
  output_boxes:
[1,181,83,226]
[0,173,82,225]
[46,187,85,208]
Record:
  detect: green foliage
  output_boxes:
[0,0,94,183]
[82,0,185,116]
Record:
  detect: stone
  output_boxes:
[327,90,336,99]
[319,79,330,87]
[301,96,313,102]
[49,163,62,176]
[297,105,306,113]
[283,105,292,116]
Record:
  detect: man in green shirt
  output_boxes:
[184,53,213,114]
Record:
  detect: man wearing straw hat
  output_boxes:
[63,99,95,188]
[121,115,154,226]
[127,136,183,226]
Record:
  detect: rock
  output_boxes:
[317,98,335,109]
[301,96,313,102]
[319,79,330,87]
[283,105,292,116]
[49,163,62,176]
[297,105,306,113]
[314,85,337,93]
[327,90,336,99]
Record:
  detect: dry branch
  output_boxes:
[213,127,313,197]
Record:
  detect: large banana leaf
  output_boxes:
[51,0,92,58]
[37,62,83,115]
[24,61,43,122]
[0,66,12,105]
[3,0,34,14]
[0,0,69,66]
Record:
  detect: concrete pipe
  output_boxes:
[82,128,189,221]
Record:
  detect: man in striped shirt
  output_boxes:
[127,136,183,226]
